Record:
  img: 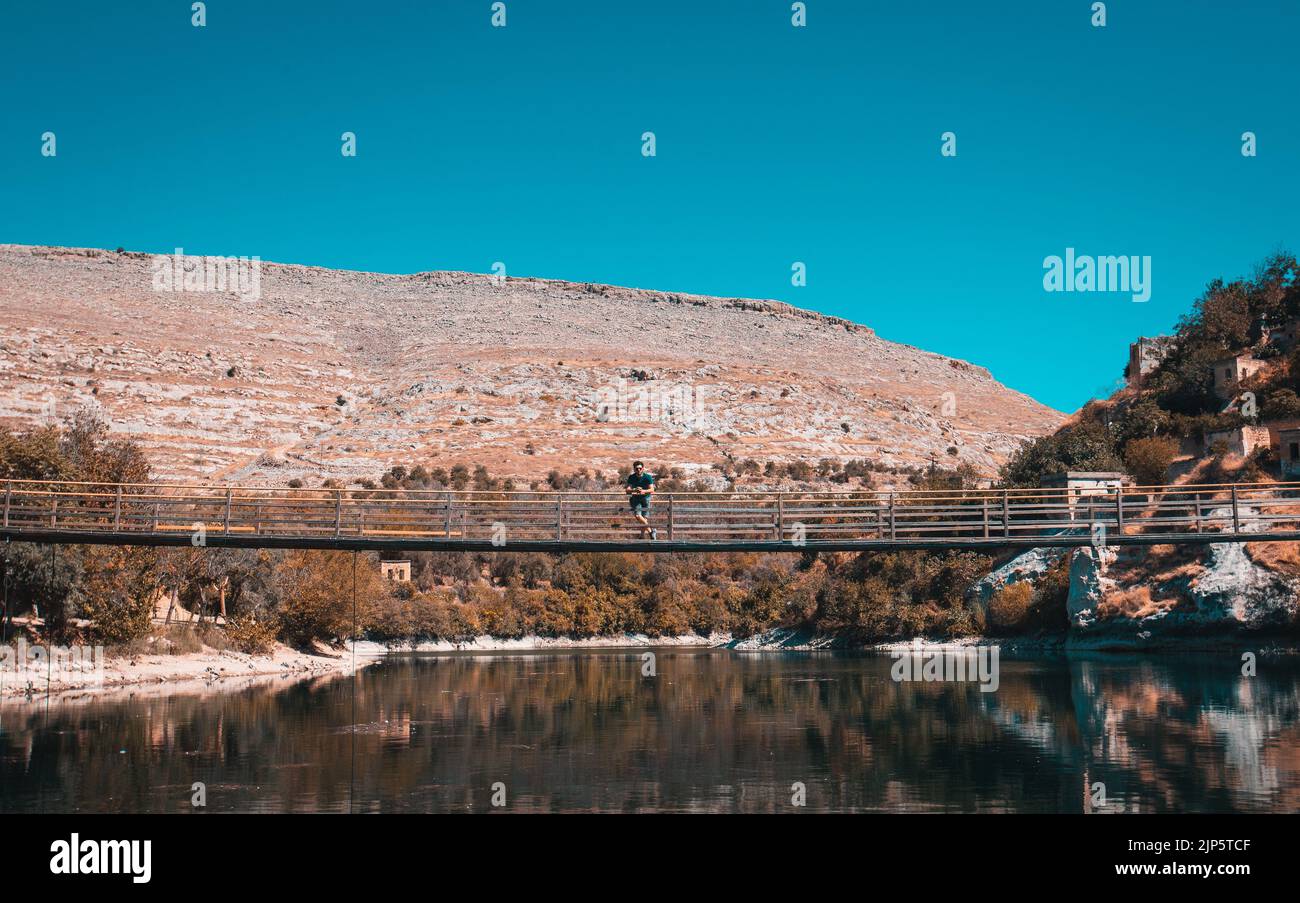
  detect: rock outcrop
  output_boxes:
[1065,537,1298,641]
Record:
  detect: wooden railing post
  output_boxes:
[1194,492,1202,533]
[556,495,564,541]
[776,492,784,541]
[225,488,233,535]
[334,490,343,537]
[668,494,675,541]
[889,494,896,540]
[3,481,10,528]
[1115,487,1124,535]
[444,492,453,538]
[113,485,122,531]
[50,495,57,528]
[982,496,989,539]
[1002,490,1010,538]
[1231,485,1240,533]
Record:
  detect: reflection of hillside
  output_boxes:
[1,651,1297,813]
[1069,657,1300,812]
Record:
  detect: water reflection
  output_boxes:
[2,650,1297,813]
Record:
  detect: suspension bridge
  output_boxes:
[2,478,1300,553]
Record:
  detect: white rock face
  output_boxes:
[1066,545,1120,630]
[1191,540,1299,630]
[1064,530,1299,636]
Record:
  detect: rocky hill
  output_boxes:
[0,244,1061,485]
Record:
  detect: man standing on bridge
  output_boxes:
[625,461,657,540]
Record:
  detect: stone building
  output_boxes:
[1211,353,1264,400]
[1261,316,1300,349]
[1204,425,1271,457]
[1279,429,1300,478]
[1126,336,1175,389]
[381,560,412,583]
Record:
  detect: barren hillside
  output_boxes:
[0,244,1062,485]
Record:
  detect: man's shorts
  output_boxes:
[630,498,651,515]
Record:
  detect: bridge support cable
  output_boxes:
[349,549,357,816]
[1,537,9,643]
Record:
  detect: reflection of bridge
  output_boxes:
[3,479,1300,553]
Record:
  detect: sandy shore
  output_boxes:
[0,633,731,702]
[0,642,369,702]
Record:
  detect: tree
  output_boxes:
[0,425,70,481]
[5,542,85,637]
[276,550,384,646]
[79,545,159,644]
[1262,388,1300,421]
[1193,282,1252,348]
[1001,418,1122,488]
[1123,436,1180,485]
[1114,398,1171,444]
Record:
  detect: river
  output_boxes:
[2,648,1297,813]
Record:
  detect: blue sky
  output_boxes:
[3,1,1297,413]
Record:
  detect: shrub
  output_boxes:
[152,624,204,655]
[987,582,1035,633]
[1031,554,1072,633]
[224,613,279,654]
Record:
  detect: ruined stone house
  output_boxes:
[1211,353,1264,400]
[1126,336,1175,389]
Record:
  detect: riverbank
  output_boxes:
[0,633,734,702]
[733,626,1299,655]
[347,632,731,655]
[7,628,1294,704]
[0,641,369,701]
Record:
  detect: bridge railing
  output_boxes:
[5,478,1300,546]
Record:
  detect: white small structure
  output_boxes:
[1041,471,1126,498]
[1041,471,1127,519]
[380,560,412,583]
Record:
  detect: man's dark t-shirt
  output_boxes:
[627,472,655,508]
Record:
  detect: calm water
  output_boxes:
[2,649,1298,813]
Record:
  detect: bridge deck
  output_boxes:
[2,479,1299,552]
